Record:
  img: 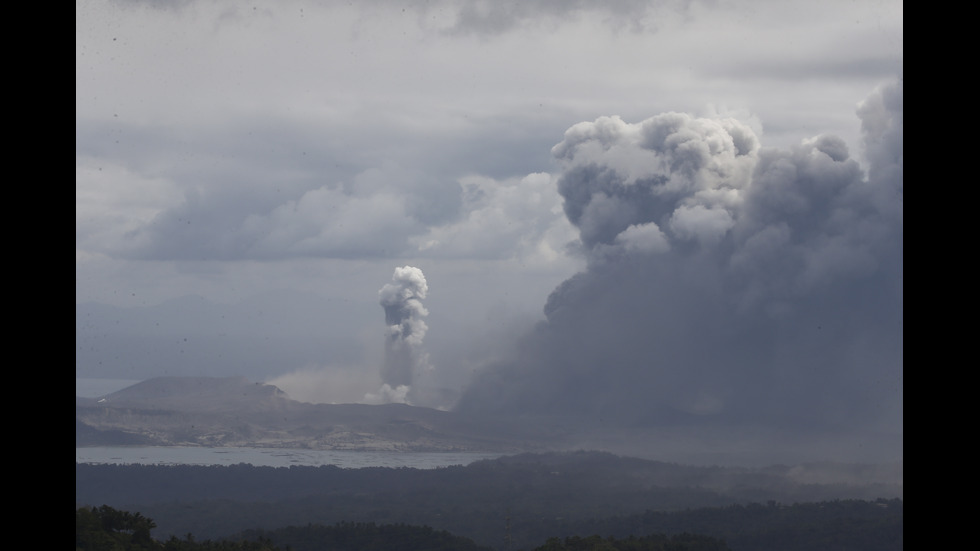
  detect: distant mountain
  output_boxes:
[84,376,292,412]
[75,376,549,452]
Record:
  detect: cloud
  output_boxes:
[86,146,575,266]
[422,0,692,36]
[668,205,735,246]
[456,80,903,439]
[76,0,900,268]
[265,365,381,405]
[550,112,757,257]
[363,383,412,406]
[411,172,577,263]
[75,156,184,258]
[241,185,424,259]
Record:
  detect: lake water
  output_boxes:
[75,446,505,469]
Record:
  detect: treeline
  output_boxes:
[532,534,730,551]
[76,452,901,510]
[76,505,280,550]
[529,499,902,551]
[239,501,900,551]
[249,525,730,551]
[243,521,495,551]
[76,452,902,550]
[77,505,732,551]
[77,505,490,551]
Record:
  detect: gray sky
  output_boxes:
[76,0,902,456]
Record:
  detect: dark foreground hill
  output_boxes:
[76,451,902,551]
[77,504,496,551]
[77,504,738,551]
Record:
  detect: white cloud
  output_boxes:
[413,173,576,261]
[265,365,380,405]
[668,205,735,246]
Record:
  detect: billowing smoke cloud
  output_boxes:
[369,266,432,404]
[456,80,903,443]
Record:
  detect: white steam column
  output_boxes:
[371,266,430,404]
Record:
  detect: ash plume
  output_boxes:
[456,80,903,448]
[370,266,431,404]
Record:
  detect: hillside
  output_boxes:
[76,376,552,452]
[75,451,902,550]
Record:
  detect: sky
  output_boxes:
[77,0,902,460]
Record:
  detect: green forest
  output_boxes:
[78,505,733,551]
[76,451,902,550]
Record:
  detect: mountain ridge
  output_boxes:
[76,376,546,453]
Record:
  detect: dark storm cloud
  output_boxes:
[456,80,902,435]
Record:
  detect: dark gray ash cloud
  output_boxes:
[456,80,903,438]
